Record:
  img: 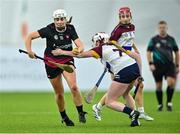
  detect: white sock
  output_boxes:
[96,103,103,110]
[138,107,144,113]
[167,102,172,106]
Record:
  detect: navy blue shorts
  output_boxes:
[113,63,140,84]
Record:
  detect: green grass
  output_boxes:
[0,91,180,133]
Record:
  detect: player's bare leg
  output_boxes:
[92,80,135,121]
[123,93,135,110]
[49,75,74,126]
[105,81,140,127]
[155,81,163,111]
[135,82,154,120]
[123,81,136,109]
[63,66,87,123]
[166,77,176,111]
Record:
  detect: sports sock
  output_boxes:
[138,107,144,113]
[96,103,103,110]
[123,106,133,115]
[166,86,174,103]
[156,90,163,105]
[76,105,83,114]
[60,110,67,119]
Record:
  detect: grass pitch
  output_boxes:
[0,91,180,133]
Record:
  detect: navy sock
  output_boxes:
[76,105,83,114]
[166,86,174,103]
[123,106,133,115]
[60,110,67,119]
[156,90,163,105]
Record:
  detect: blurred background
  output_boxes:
[0,0,179,91]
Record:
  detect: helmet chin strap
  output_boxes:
[56,26,66,32]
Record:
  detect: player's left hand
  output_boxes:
[52,48,63,56]
[134,49,140,54]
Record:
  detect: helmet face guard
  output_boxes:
[92,32,109,47]
[53,9,68,31]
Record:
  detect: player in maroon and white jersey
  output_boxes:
[25,9,87,126]
[106,7,153,121]
[51,32,141,127]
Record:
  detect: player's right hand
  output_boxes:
[150,64,156,72]
[28,51,36,59]
[72,48,80,55]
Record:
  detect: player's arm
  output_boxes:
[147,38,156,71]
[147,51,153,64]
[175,51,179,68]
[25,31,40,58]
[172,38,179,73]
[73,38,85,54]
[174,51,179,74]
[132,42,140,54]
[70,25,84,54]
[52,48,100,59]
[147,49,155,72]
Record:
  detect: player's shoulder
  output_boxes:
[66,24,76,30]
[101,43,115,49]
[167,34,175,41]
[151,35,159,40]
[47,23,55,29]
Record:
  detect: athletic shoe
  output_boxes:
[139,112,154,121]
[167,103,172,111]
[61,117,74,126]
[157,104,163,111]
[79,111,87,123]
[92,104,101,121]
[130,111,140,127]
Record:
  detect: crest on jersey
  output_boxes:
[54,35,58,40]
[59,36,64,40]
[66,35,69,39]
[156,43,161,48]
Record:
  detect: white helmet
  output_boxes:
[53,9,67,18]
[92,32,109,45]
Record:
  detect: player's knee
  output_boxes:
[156,83,162,90]
[139,82,144,89]
[55,93,64,100]
[138,83,144,92]
[70,84,79,93]
[168,83,175,88]
[167,79,175,88]
[105,98,112,108]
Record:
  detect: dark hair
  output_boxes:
[158,20,167,25]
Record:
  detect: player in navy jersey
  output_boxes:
[147,21,179,111]
[92,7,153,121]
[25,9,87,126]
